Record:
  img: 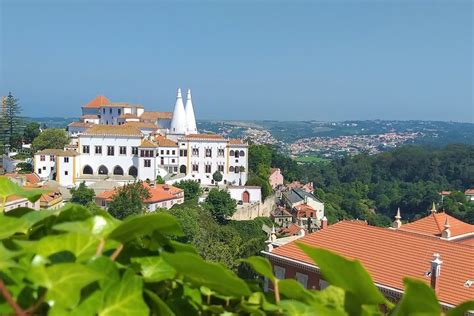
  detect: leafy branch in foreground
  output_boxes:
[0,178,472,315]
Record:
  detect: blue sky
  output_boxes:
[0,0,472,122]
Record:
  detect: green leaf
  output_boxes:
[22,207,62,226]
[27,263,102,309]
[0,177,47,204]
[278,279,314,302]
[27,232,100,260]
[240,256,275,281]
[446,301,474,316]
[99,269,149,316]
[0,214,29,239]
[108,212,183,243]
[392,278,441,316]
[162,251,251,297]
[53,215,120,237]
[87,256,120,291]
[131,256,176,282]
[145,289,175,316]
[70,290,104,316]
[279,300,314,316]
[297,244,387,308]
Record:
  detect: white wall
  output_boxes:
[34,154,56,180]
[228,186,261,204]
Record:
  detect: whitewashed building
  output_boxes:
[35,89,248,187]
[228,186,261,204]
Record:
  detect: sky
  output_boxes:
[0,0,472,122]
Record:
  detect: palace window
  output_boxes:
[119,146,126,155]
[166,150,170,155]
[180,149,187,157]
[38,168,41,174]
[229,150,234,156]
[64,171,68,176]
[95,146,102,154]
[132,147,138,155]
[144,159,151,167]
[160,157,164,165]
[50,155,55,162]
[239,150,245,157]
[83,145,90,154]
[192,164,199,172]
[205,149,212,158]
[218,165,224,172]
[102,108,105,114]
[218,149,225,157]
[171,159,175,163]
[205,165,211,173]
[64,157,69,163]
[107,146,114,156]
[192,148,199,156]
[118,109,121,115]
[161,150,164,155]
[172,150,176,155]
[109,108,112,114]
[229,166,234,172]
[40,155,45,161]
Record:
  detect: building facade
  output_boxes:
[35,89,248,187]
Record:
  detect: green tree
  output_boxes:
[212,170,223,185]
[31,128,69,152]
[1,92,22,149]
[23,122,41,144]
[175,179,201,200]
[108,181,151,219]
[155,175,165,184]
[167,201,200,243]
[70,182,95,206]
[205,188,237,222]
[15,162,33,174]
[246,176,272,201]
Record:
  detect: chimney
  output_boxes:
[163,184,170,191]
[430,253,443,293]
[321,216,328,229]
[430,202,437,213]
[441,218,451,239]
[392,207,402,229]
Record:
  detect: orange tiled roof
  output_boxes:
[80,115,99,119]
[280,223,305,236]
[83,125,142,137]
[4,173,41,185]
[465,189,474,195]
[36,149,80,157]
[140,111,172,120]
[68,121,94,128]
[155,135,178,147]
[123,121,158,129]
[270,221,474,306]
[228,139,246,145]
[119,113,139,119]
[294,204,316,218]
[40,190,62,203]
[83,96,110,109]
[96,183,182,204]
[400,212,474,238]
[139,139,158,148]
[184,134,225,140]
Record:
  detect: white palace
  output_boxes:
[34,89,248,187]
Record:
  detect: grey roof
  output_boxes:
[283,188,322,204]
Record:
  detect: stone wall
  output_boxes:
[231,194,276,220]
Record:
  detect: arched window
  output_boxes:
[239,150,245,157]
[83,165,93,175]
[129,166,138,177]
[229,166,234,172]
[98,165,108,175]
[229,150,234,156]
[235,151,239,158]
[113,166,124,175]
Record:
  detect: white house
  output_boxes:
[228,186,261,204]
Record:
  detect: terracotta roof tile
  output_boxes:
[183,133,225,140]
[96,183,182,204]
[140,111,172,120]
[68,121,94,128]
[83,125,142,137]
[294,204,316,218]
[123,121,158,129]
[465,189,474,195]
[139,139,158,148]
[270,221,474,306]
[36,149,80,157]
[83,96,110,108]
[400,212,474,238]
[155,135,178,147]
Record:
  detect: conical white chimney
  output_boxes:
[185,89,198,134]
[170,88,187,134]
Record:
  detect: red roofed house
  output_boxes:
[95,183,184,211]
[465,189,474,202]
[263,208,474,310]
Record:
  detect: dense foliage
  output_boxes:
[0,178,473,315]
[174,179,202,200]
[23,122,41,144]
[0,92,22,149]
[31,129,69,152]
[262,144,474,225]
[70,182,95,206]
[204,188,237,223]
[108,181,151,219]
